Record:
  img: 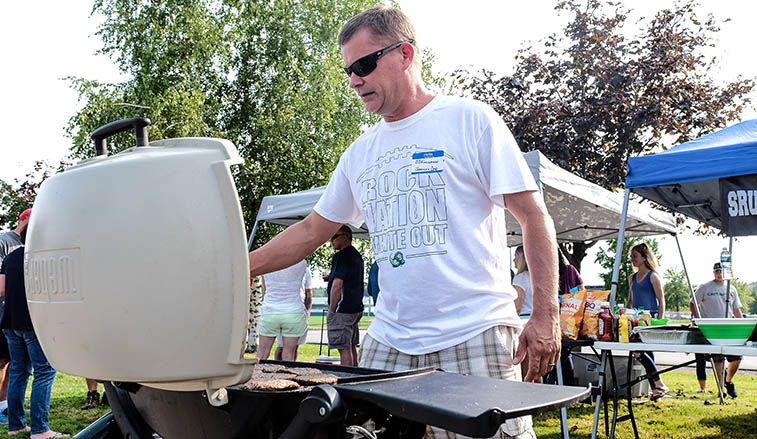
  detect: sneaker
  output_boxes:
[696,388,706,393]
[0,409,7,425]
[80,390,100,410]
[724,381,738,398]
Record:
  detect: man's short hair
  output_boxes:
[338,5,417,48]
[339,225,353,241]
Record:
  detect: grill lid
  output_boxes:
[26,119,254,392]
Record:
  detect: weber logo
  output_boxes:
[726,190,757,217]
[25,249,83,303]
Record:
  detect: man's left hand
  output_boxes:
[514,315,561,382]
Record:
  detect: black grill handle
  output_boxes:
[90,118,151,157]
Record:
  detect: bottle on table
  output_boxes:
[619,308,630,343]
[720,247,733,280]
[598,301,614,342]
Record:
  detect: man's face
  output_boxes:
[341,28,405,119]
[714,269,723,283]
[330,232,348,251]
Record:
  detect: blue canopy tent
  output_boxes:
[608,119,757,318]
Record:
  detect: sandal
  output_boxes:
[9,426,31,435]
[650,386,669,402]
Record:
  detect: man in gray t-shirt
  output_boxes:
[0,209,30,263]
[690,262,744,398]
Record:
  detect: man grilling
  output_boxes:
[249,6,559,438]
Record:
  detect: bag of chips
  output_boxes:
[560,290,587,340]
[579,290,611,340]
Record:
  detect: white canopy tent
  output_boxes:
[247,150,676,248]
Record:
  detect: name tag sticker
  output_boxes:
[411,150,444,175]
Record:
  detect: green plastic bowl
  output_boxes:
[693,317,757,346]
[650,318,668,326]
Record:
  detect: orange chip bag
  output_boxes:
[579,290,611,340]
[560,290,587,339]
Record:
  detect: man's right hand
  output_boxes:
[514,314,561,382]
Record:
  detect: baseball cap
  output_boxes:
[18,208,32,222]
[713,262,723,270]
[338,225,353,240]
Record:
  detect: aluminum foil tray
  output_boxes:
[634,325,707,345]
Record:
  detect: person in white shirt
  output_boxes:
[512,246,532,316]
[257,260,312,361]
[249,6,558,438]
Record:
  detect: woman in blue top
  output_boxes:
[626,242,668,401]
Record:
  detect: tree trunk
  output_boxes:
[560,241,597,273]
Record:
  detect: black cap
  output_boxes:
[713,262,723,270]
[339,225,353,240]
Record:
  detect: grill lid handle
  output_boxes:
[90,118,152,157]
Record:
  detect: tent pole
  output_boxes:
[248,219,260,251]
[725,236,733,318]
[673,233,699,315]
[609,189,631,311]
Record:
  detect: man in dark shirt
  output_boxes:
[1,247,66,437]
[326,225,364,366]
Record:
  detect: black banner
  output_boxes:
[720,174,757,236]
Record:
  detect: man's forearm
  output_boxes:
[329,283,342,313]
[249,212,340,276]
[522,217,558,319]
[305,289,313,312]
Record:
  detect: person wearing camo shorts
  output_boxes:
[249,6,559,438]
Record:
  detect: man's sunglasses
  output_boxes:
[343,39,414,77]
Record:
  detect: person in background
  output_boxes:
[273,267,313,362]
[326,225,364,367]
[249,6,559,437]
[557,246,583,295]
[544,246,584,386]
[80,378,107,410]
[367,261,380,306]
[1,243,69,438]
[256,260,312,361]
[627,242,668,401]
[0,208,31,423]
[512,246,532,316]
[690,262,743,398]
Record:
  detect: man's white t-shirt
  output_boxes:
[314,95,538,354]
[692,280,742,318]
[512,271,533,316]
[262,260,312,315]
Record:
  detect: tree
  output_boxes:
[747,283,757,315]
[0,161,69,231]
[65,0,387,248]
[456,0,755,267]
[594,237,660,304]
[663,267,691,311]
[731,280,753,315]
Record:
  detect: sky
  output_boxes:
[2,1,757,286]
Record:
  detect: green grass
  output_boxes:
[0,373,110,437]
[5,355,754,438]
[532,372,757,438]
